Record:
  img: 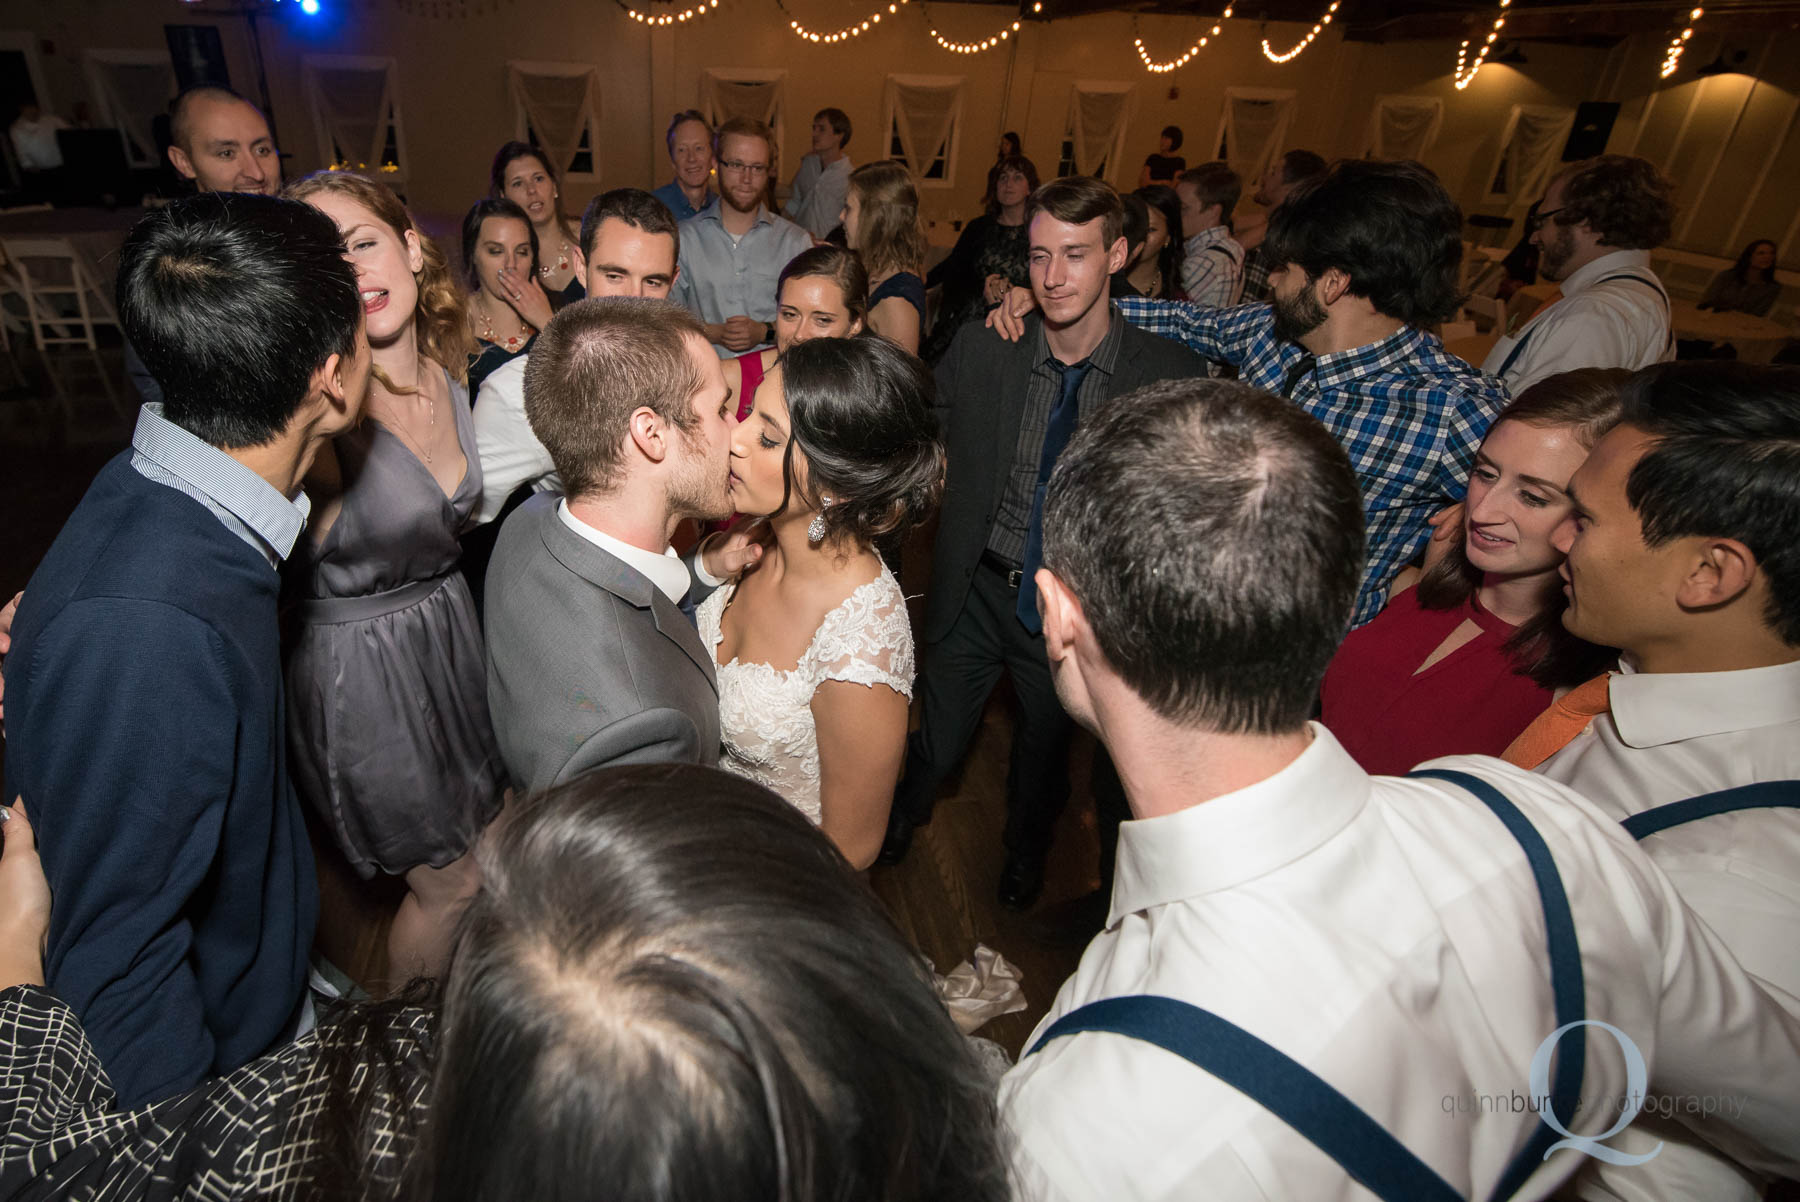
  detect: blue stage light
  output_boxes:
[299,0,321,13]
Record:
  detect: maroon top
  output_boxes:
[735,350,767,422]
[1319,586,1554,777]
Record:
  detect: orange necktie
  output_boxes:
[1502,671,1613,770]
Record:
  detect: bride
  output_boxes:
[699,335,942,868]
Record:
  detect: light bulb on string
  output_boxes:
[1661,6,1703,77]
[1452,0,1510,90]
[788,0,908,42]
[622,0,720,24]
[1261,0,1337,63]
[1134,5,1233,74]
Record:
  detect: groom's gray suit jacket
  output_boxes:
[484,494,721,795]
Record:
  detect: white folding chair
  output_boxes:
[1,237,119,352]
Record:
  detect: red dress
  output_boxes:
[1319,587,1553,777]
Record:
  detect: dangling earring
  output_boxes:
[808,497,833,543]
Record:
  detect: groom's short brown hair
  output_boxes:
[524,297,705,500]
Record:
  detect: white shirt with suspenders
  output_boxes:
[1541,657,1800,1202]
[1481,249,1674,394]
[998,724,1800,1202]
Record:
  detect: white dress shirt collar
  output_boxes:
[556,499,690,604]
[1559,247,1654,296]
[1109,723,1368,926]
[1609,656,1800,749]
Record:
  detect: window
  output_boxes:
[882,74,964,188]
[1214,88,1297,186]
[1062,82,1132,182]
[84,49,177,168]
[701,68,786,177]
[302,55,407,179]
[509,62,602,182]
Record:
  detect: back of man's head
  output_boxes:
[1279,149,1328,192]
[580,188,680,264]
[1552,155,1675,251]
[1043,379,1365,733]
[116,192,359,449]
[1263,158,1462,328]
[1180,161,1242,224]
[1623,362,1800,645]
[1026,176,1125,250]
[523,297,706,500]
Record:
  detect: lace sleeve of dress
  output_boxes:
[0,984,116,1187]
[808,575,916,698]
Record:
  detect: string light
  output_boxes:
[787,0,907,43]
[1134,6,1233,74]
[624,0,718,23]
[1661,7,1703,77]
[1261,0,1337,63]
[929,11,1022,54]
[1452,0,1511,90]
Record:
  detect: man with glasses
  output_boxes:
[1482,155,1676,393]
[672,116,813,357]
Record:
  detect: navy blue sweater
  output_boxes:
[4,454,316,1108]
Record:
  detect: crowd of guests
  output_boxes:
[0,79,1798,1202]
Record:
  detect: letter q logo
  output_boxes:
[1529,1020,1662,1166]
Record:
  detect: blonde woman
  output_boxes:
[282,172,503,982]
[842,160,927,355]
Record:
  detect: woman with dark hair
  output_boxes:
[284,171,503,980]
[1700,238,1781,318]
[843,159,927,354]
[1138,124,1186,187]
[489,141,586,309]
[0,768,1010,1200]
[925,153,1039,362]
[1319,368,1628,775]
[460,197,547,400]
[981,131,1024,209]
[703,337,944,867]
[1125,184,1185,300]
[723,245,867,422]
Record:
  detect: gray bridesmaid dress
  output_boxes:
[285,368,504,877]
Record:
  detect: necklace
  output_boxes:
[538,239,573,278]
[474,294,533,353]
[382,363,438,466]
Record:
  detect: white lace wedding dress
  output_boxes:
[697,564,914,824]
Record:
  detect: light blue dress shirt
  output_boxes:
[673,199,815,356]
[128,403,312,569]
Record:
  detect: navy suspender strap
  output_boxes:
[1621,780,1800,841]
[1026,995,1466,1202]
[1411,769,1586,1202]
[1024,768,1583,1202]
[1494,271,1671,379]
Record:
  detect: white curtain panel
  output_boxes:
[702,70,786,171]
[886,76,962,179]
[1485,105,1576,208]
[309,62,393,168]
[509,65,599,178]
[1071,84,1132,179]
[89,58,176,167]
[1366,95,1444,162]
[1218,89,1296,186]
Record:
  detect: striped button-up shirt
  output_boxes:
[1113,298,1509,626]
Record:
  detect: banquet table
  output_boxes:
[1670,299,1789,364]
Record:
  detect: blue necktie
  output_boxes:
[677,589,698,629]
[1017,358,1093,633]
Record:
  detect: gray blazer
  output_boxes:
[484,495,721,794]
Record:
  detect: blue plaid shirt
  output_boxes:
[1114,297,1510,627]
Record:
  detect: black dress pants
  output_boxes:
[895,555,1083,864]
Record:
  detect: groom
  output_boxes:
[484,297,751,792]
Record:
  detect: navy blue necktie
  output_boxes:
[1017,358,1093,633]
[677,589,698,628]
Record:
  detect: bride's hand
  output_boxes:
[699,524,768,580]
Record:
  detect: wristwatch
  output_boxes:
[764,321,776,344]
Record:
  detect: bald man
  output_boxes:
[166,87,281,196]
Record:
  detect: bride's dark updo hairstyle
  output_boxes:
[777,335,944,547]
